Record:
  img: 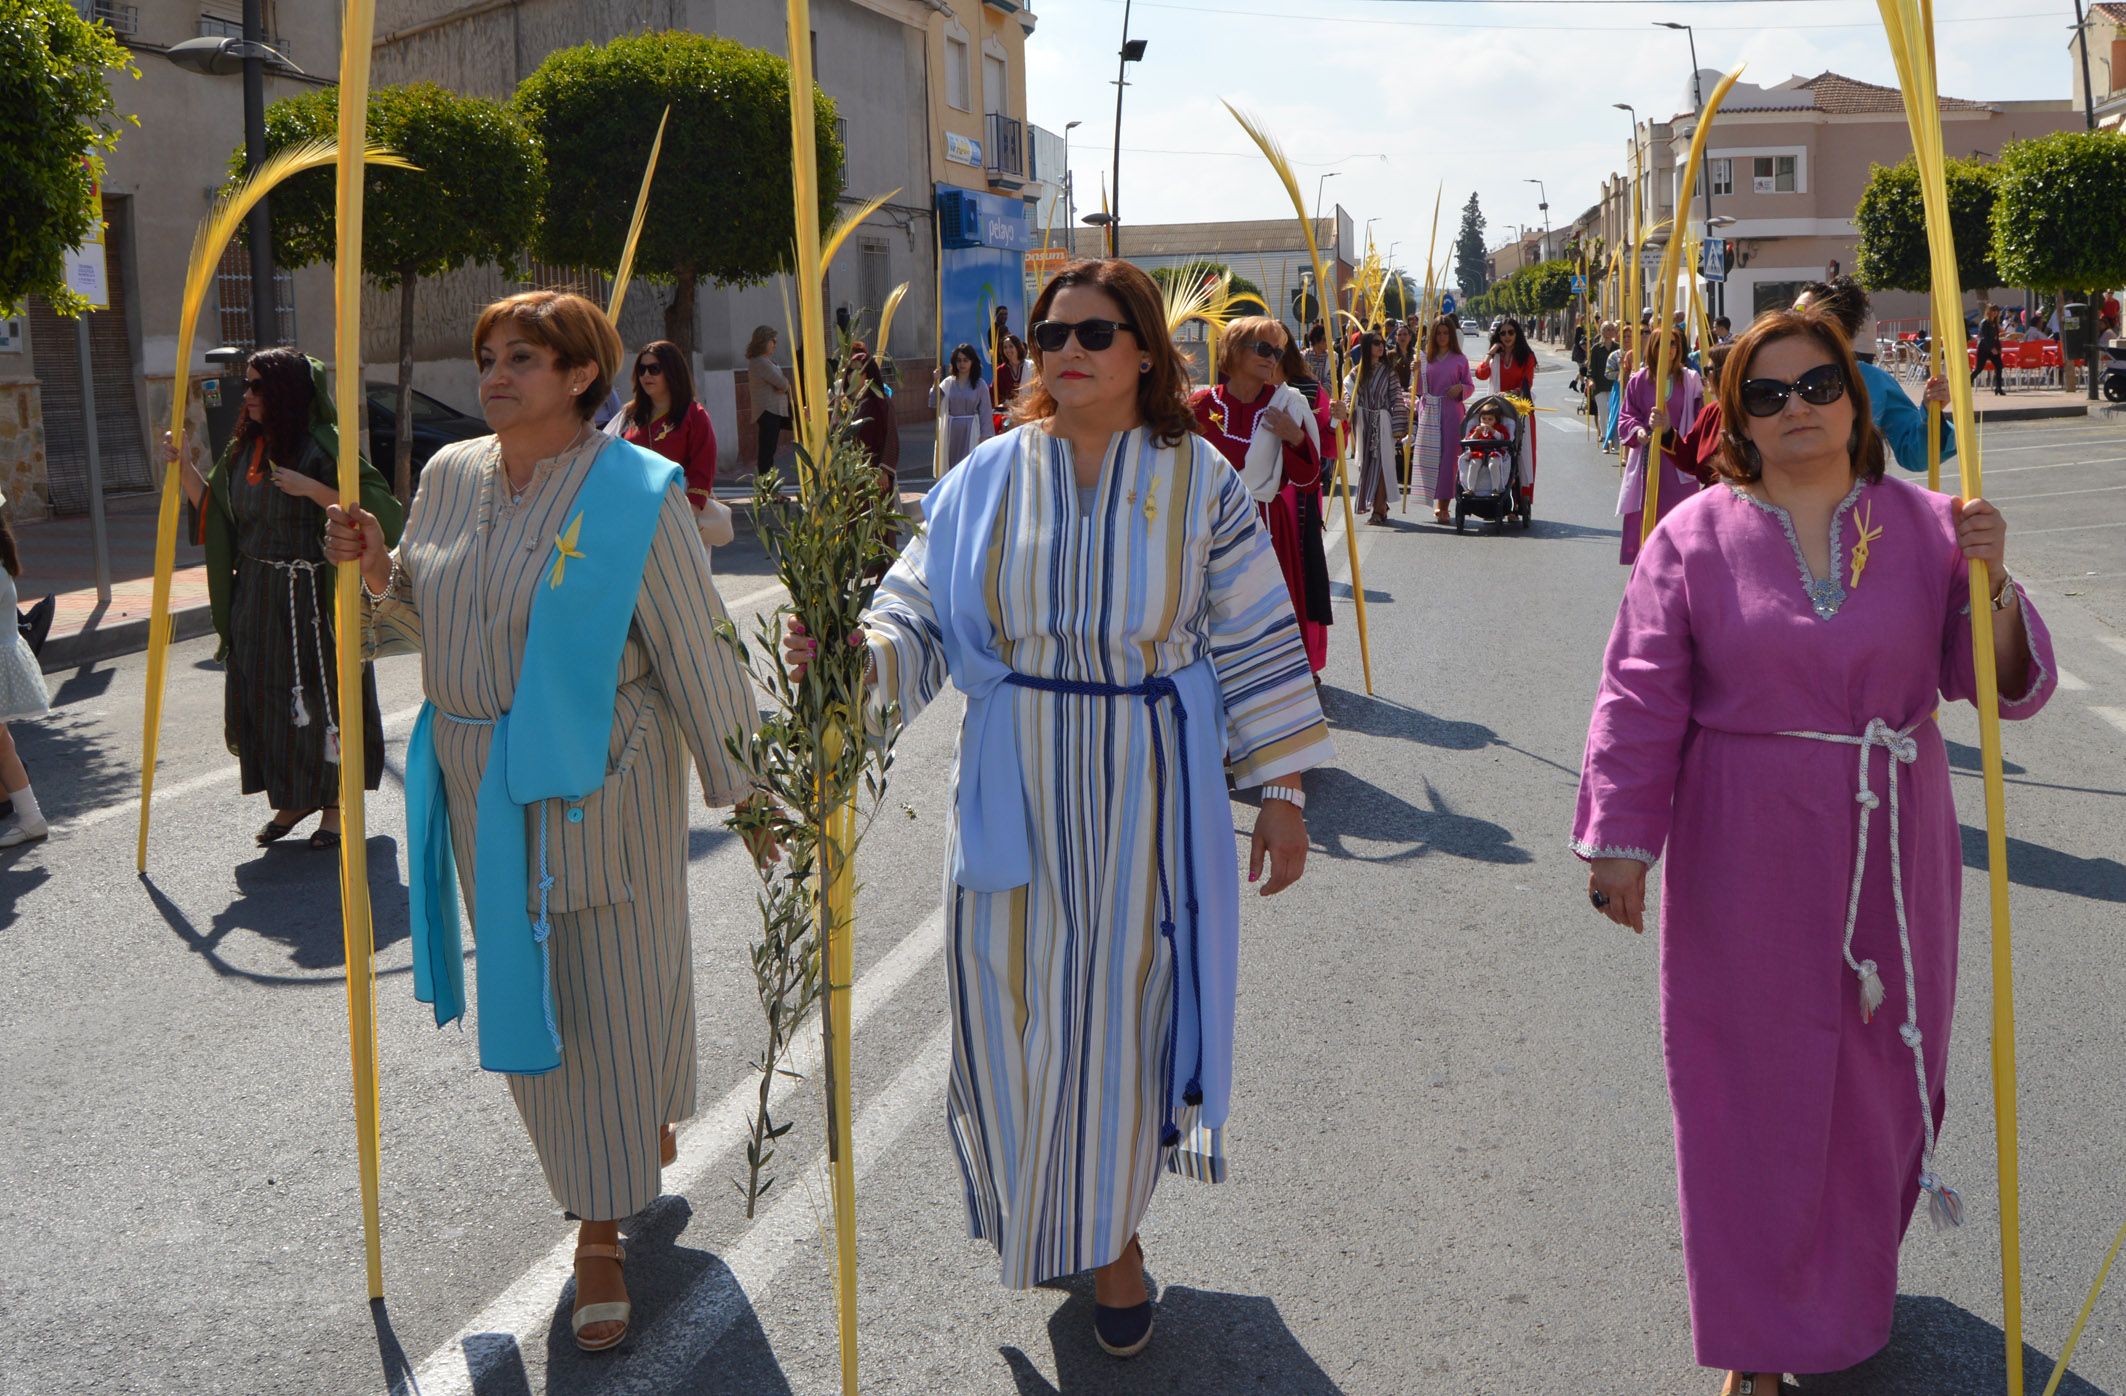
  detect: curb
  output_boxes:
[1971,402,2091,423]
[41,603,216,674]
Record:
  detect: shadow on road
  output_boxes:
[1315,687,1580,781]
[1960,823,2126,903]
[1303,769,1530,866]
[539,1198,793,1395]
[16,701,139,821]
[1792,1294,2109,1395]
[1944,738,2028,776]
[373,1300,421,1396]
[0,859,52,929]
[141,834,415,982]
[1002,1274,1343,1393]
[1525,518,1623,543]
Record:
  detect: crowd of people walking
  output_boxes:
[2,239,2059,1393]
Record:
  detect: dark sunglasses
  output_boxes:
[242,378,263,393]
[635,362,663,377]
[1247,340,1279,360]
[1739,363,1846,418]
[1030,318,1137,353]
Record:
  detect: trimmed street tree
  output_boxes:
[246,83,545,500]
[515,30,844,357]
[1854,155,2000,297]
[1,0,136,316]
[1455,193,1490,297]
[1992,131,2126,390]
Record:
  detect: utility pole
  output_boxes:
[242,0,278,347]
[2072,0,2100,399]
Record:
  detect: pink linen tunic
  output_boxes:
[1572,475,2055,1374]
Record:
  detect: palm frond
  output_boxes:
[609,105,672,324]
[821,190,902,272]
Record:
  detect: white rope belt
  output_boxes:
[1779,717,1962,1229]
[249,555,340,767]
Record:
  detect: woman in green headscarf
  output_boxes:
[166,349,403,848]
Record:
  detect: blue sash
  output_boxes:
[405,439,680,1075]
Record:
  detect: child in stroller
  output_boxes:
[1454,396,1530,531]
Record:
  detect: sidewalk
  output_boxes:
[22,415,941,674]
[19,491,212,673]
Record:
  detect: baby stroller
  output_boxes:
[1453,393,1530,533]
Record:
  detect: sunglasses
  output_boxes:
[1030,318,1137,353]
[243,378,263,394]
[1247,340,1280,360]
[1739,363,1846,418]
[635,362,663,377]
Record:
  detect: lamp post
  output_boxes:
[1063,118,1082,257]
[1614,102,1642,342]
[1656,21,1724,319]
[1524,177,1550,248]
[2071,0,2101,399]
[1108,0,1147,258]
[164,2,297,348]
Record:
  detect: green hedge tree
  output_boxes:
[1454,192,1489,297]
[0,0,136,316]
[1854,155,2001,299]
[1992,131,2126,387]
[516,30,843,357]
[247,83,545,499]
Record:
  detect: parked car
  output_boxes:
[364,382,488,489]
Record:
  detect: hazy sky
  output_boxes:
[1024,0,2083,266]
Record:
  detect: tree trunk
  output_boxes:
[663,265,698,359]
[394,267,418,504]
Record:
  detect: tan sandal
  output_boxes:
[571,1241,631,1352]
[660,1123,677,1168]
[1723,1374,1779,1395]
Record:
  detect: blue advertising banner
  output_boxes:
[938,185,1030,374]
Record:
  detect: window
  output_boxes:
[213,240,297,349]
[1752,155,1797,193]
[1709,158,1733,197]
[945,31,971,111]
[983,51,1007,117]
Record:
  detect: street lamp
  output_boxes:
[1655,21,1724,317]
[1614,102,1642,330]
[1523,177,1550,245]
[1107,1,1148,257]
[162,4,299,350]
[1313,171,1340,241]
[1062,119,1082,257]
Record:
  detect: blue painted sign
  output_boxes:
[1440,293,1458,316]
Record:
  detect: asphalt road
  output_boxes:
[5,357,2126,1396]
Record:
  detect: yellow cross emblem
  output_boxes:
[1142,478,1158,523]
[1847,502,1883,590]
[549,512,587,589]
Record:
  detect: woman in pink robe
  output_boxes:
[1616,325,1704,566]
[1417,316,1475,524]
[1573,311,2056,1393]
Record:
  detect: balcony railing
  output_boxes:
[985,113,1025,186]
[72,0,137,34]
[197,14,289,59]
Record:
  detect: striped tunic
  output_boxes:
[367,432,758,1220]
[864,424,1334,1287]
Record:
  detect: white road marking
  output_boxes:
[407,906,947,1394]
[1986,484,2126,505]
[2055,668,2090,692]
[2091,707,2126,737]
[2099,636,2126,659]
[63,702,427,834]
[599,1023,954,1390]
[1984,454,2126,475]
[721,578,786,613]
[2016,520,2126,537]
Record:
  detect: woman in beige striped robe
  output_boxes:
[337,291,759,1351]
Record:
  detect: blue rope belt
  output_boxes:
[441,709,561,1050]
[1003,670,1203,1148]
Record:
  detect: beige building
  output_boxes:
[2073,2,2126,129]
[1108,210,1357,336]
[1,1,340,520]
[1605,72,2078,331]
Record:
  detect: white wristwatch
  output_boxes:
[1261,783,1306,811]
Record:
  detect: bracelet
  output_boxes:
[359,558,398,603]
[1990,574,2018,613]
[1261,783,1305,811]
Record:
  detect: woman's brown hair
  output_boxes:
[1713,309,1885,485]
[235,347,316,467]
[626,339,695,431]
[745,324,778,359]
[1009,259,1195,447]
[1424,315,1462,363]
[472,289,621,421]
[1216,315,1286,375]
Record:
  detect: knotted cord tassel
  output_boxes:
[291,691,312,727]
[324,724,341,767]
[1921,1169,1965,1230]
[1856,958,1885,1023]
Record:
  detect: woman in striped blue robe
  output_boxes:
[795,259,1333,1358]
